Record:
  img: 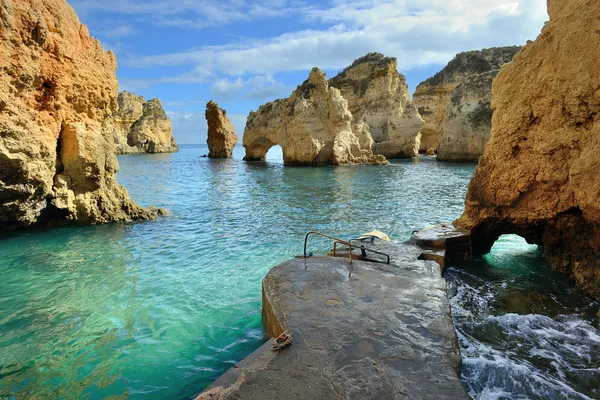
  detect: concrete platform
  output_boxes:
[197,240,467,399]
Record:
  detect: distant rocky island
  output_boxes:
[413,46,522,160]
[242,67,387,166]
[205,100,238,159]
[113,91,178,154]
[241,49,521,165]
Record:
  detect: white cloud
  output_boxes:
[70,0,306,29]
[211,75,290,101]
[123,0,549,80]
[98,24,139,38]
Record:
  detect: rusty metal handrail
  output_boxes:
[333,241,391,265]
[303,231,391,265]
[304,232,354,264]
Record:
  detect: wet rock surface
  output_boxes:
[197,241,466,399]
[457,0,600,300]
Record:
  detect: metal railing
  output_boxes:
[303,231,391,265]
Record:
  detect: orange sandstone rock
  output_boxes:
[205,100,238,158]
[0,0,163,230]
[457,0,600,300]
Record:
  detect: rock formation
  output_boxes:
[413,47,521,154]
[243,68,387,166]
[456,0,600,300]
[113,91,178,154]
[205,100,238,158]
[436,70,497,161]
[0,0,163,231]
[329,53,424,158]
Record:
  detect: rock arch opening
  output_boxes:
[486,234,541,261]
[265,145,283,162]
[243,137,278,162]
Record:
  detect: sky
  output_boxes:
[70,0,549,145]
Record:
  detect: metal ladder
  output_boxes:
[303,231,391,265]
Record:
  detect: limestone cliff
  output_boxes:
[456,0,600,300]
[243,68,387,166]
[414,47,521,153]
[436,70,497,162]
[114,91,178,154]
[329,53,423,158]
[205,100,237,158]
[0,0,163,230]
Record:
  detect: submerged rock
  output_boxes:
[329,53,424,158]
[113,91,178,154]
[413,47,521,155]
[243,68,387,166]
[0,0,163,230]
[456,0,600,300]
[205,100,238,158]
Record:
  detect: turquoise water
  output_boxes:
[1,145,598,399]
[0,145,473,399]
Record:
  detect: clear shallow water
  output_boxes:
[0,144,598,399]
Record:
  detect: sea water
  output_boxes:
[0,145,598,399]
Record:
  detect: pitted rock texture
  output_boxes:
[329,53,424,158]
[0,0,163,231]
[456,0,600,300]
[205,100,237,158]
[243,68,387,166]
[114,91,178,154]
[437,70,498,162]
[413,46,521,154]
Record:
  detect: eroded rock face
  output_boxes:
[0,0,162,231]
[329,53,424,158]
[113,91,178,154]
[456,0,600,300]
[205,100,238,158]
[414,47,521,154]
[243,68,387,166]
[436,70,498,162]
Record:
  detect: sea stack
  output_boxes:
[113,92,178,154]
[456,0,600,300]
[243,68,387,166]
[329,53,424,158]
[0,0,163,230]
[205,100,238,158]
[413,47,521,157]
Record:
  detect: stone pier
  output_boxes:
[197,229,470,399]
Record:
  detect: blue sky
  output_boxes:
[70,0,549,144]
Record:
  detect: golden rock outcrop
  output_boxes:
[113,91,178,154]
[457,0,600,300]
[205,100,238,158]
[414,47,521,154]
[243,68,387,166]
[329,53,424,158]
[0,0,163,230]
